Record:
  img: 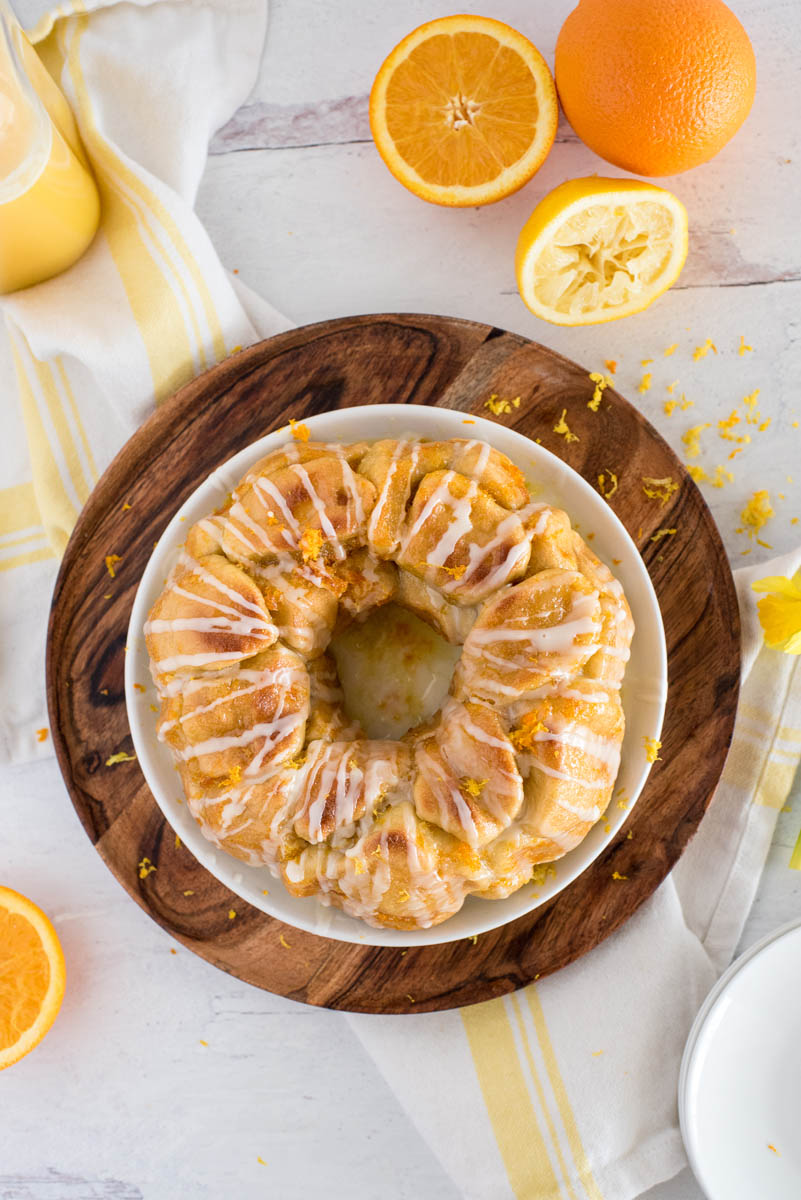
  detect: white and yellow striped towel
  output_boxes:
[1,0,289,761]
[348,546,801,1200]
[3,3,801,1197]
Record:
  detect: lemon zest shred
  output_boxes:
[228,909,236,920]
[553,408,579,442]
[642,476,679,505]
[531,864,557,887]
[137,857,156,879]
[104,554,122,578]
[587,372,612,411]
[106,751,136,765]
[597,471,618,500]
[740,490,774,538]
[650,528,677,542]
[644,736,662,763]
[712,465,735,489]
[664,399,678,417]
[612,871,628,881]
[738,336,753,356]
[460,777,487,799]
[682,423,712,459]
[663,343,678,357]
[279,934,291,948]
[640,358,654,367]
[693,339,718,361]
[638,372,652,393]
[484,394,520,417]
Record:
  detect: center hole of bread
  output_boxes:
[329,602,462,740]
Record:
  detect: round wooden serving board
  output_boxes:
[47,314,740,1013]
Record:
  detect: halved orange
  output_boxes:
[369,15,558,207]
[0,886,65,1070]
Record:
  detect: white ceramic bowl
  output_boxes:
[126,404,667,946]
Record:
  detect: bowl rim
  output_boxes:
[125,404,667,946]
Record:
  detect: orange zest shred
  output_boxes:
[106,751,136,765]
[682,423,712,459]
[299,527,325,561]
[597,471,618,500]
[588,372,611,411]
[767,1144,779,1155]
[642,476,679,506]
[484,394,520,417]
[553,408,579,442]
[433,562,467,579]
[133,682,145,693]
[223,764,242,788]
[511,713,548,750]
[36,728,48,742]
[603,359,617,374]
[288,418,310,442]
[104,554,122,579]
[137,857,156,879]
[121,502,132,512]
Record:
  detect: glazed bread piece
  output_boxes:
[145,435,634,929]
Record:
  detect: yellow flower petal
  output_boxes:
[751,572,801,598]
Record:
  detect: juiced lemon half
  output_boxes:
[515,177,688,325]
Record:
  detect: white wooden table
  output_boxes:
[4,1,801,1197]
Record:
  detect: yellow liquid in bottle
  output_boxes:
[0,23,100,293]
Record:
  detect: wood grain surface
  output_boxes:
[46,313,741,1014]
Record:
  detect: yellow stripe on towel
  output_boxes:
[509,993,580,1200]
[52,13,195,401]
[10,339,79,552]
[526,988,604,1200]
[462,997,563,1199]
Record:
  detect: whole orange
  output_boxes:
[555,0,756,176]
